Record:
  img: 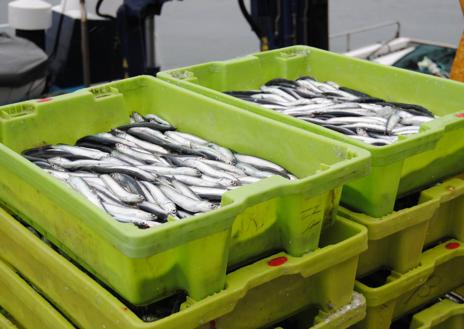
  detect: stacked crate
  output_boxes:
[158,45,464,328]
[0,75,370,328]
[0,206,367,329]
[344,176,464,328]
[0,45,463,328]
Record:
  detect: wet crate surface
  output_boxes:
[0,206,367,329]
[0,76,369,305]
[269,292,366,329]
[340,174,464,276]
[354,239,464,329]
[158,45,464,217]
[0,258,74,329]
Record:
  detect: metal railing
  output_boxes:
[330,21,401,51]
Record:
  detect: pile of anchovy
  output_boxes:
[226,76,436,146]
[23,113,293,229]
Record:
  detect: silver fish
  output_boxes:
[67,176,103,209]
[141,182,177,214]
[138,201,172,221]
[393,126,421,135]
[234,154,287,175]
[200,175,241,188]
[237,175,261,184]
[261,86,297,102]
[113,214,159,228]
[112,130,169,154]
[171,179,201,200]
[173,158,239,182]
[95,132,138,148]
[111,151,146,166]
[115,143,164,164]
[138,181,157,204]
[205,142,237,165]
[144,113,175,128]
[198,159,246,176]
[92,184,124,206]
[167,131,209,145]
[138,165,201,177]
[90,165,157,181]
[166,134,193,149]
[385,111,401,134]
[53,145,109,160]
[159,185,216,213]
[131,112,145,123]
[102,202,155,221]
[189,186,226,201]
[48,157,121,170]
[400,115,434,126]
[100,174,144,204]
[236,162,275,179]
[172,175,225,188]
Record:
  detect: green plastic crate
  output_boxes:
[354,239,464,329]
[0,206,367,329]
[0,310,17,329]
[0,76,369,305]
[0,259,74,329]
[340,174,464,276]
[408,299,464,329]
[269,292,366,329]
[420,174,464,247]
[158,45,464,217]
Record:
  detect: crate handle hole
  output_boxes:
[358,267,392,288]
[0,105,35,119]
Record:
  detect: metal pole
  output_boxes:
[145,16,155,70]
[79,0,91,86]
[302,0,329,50]
[302,0,309,45]
[274,0,281,40]
[395,21,401,38]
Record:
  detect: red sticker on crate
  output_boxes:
[267,256,288,267]
[37,98,52,103]
[456,113,464,118]
[446,242,460,249]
